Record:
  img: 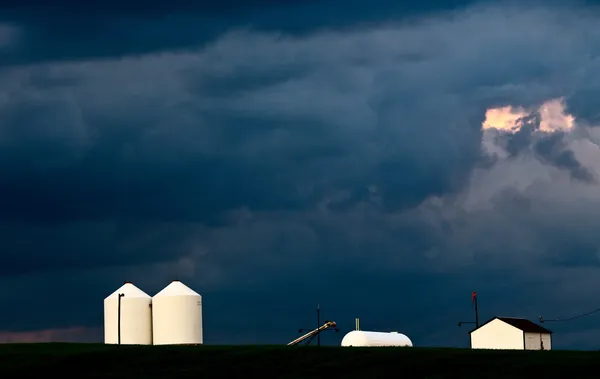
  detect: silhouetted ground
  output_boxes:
[0,343,598,378]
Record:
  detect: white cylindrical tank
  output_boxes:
[103,282,152,345]
[341,331,413,347]
[152,280,203,345]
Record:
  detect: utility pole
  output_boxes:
[317,303,321,347]
[295,304,338,346]
[458,291,479,328]
[473,292,479,328]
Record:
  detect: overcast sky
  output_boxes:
[3,0,600,348]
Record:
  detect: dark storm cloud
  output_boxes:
[565,86,600,126]
[0,221,200,275]
[534,132,595,182]
[0,18,498,222]
[0,2,597,275]
[3,1,600,348]
[0,0,484,66]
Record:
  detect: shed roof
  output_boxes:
[469,317,552,334]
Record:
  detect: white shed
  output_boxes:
[341,331,413,347]
[470,317,552,350]
[103,282,153,345]
[152,280,203,345]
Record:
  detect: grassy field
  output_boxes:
[0,343,598,378]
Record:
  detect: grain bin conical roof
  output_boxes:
[153,280,200,297]
[105,282,150,300]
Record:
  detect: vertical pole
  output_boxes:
[317,303,320,347]
[118,293,124,345]
[474,294,479,328]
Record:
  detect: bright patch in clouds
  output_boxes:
[483,98,575,133]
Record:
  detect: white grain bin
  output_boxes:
[341,331,413,347]
[152,280,203,345]
[103,281,152,345]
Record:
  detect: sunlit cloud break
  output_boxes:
[483,98,575,133]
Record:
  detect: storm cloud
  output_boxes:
[2,1,600,348]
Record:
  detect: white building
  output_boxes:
[152,280,203,345]
[470,317,552,350]
[341,331,413,347]
[104,282,153,345]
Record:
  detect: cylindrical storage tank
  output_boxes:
[103,282,152,345]
[341,331,413,347]
[152,280,203,345]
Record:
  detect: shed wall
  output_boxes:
[470,319,524,350]
[524,332,552,350]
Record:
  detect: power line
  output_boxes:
[540,306,600,323]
